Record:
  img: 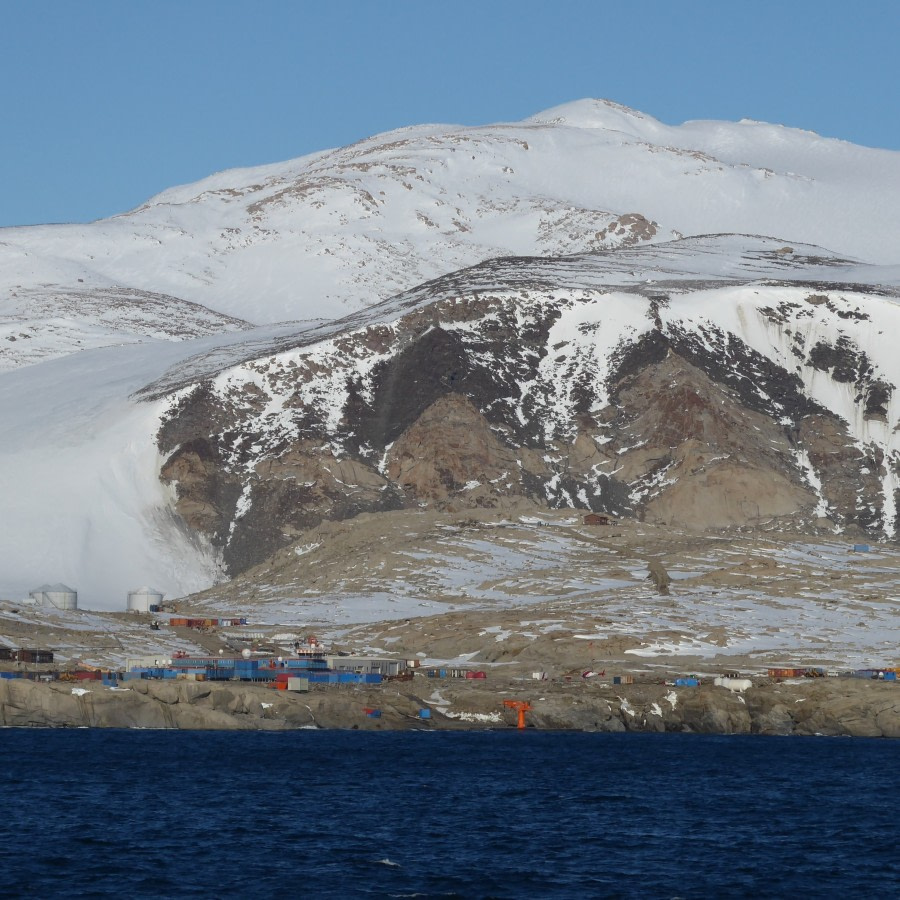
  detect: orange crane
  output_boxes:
[503,699,533,729]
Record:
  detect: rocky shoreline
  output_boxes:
[1,676,897,737]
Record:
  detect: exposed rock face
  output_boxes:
[151,240,900,577]
[0,679,417,731]
[385,395,518,501]
[3,678,897,738]
[647,560,672,594]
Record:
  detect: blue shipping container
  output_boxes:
[675,678,699,687]
[419,708,431,719]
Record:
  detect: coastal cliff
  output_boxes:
[2,678,897,738]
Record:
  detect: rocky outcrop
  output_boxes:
[0,679,422,731]
[2,678,897,738]
[385,395,518,501]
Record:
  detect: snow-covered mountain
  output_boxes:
[2,99,900,609]
[4,98,900,339]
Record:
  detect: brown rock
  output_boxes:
[386,394,517,501]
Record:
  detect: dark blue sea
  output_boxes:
[0,730,897,899]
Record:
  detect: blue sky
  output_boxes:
[2,0,899,227]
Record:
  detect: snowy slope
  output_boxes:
[0,284,249,371]
[2,99,900,333]
[137,234,899,398]
[0,322,319,608]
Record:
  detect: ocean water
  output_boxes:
[0,729,897,899]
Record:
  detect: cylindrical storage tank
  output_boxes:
[29,584,52,604]
[127,587,164,613]
[40,583,78,610]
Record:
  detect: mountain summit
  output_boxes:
[3,97,900,337]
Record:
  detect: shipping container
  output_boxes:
[13,649,54,664]
[767,668,802,678]
[418,708,431,719]
[675,678,699,687]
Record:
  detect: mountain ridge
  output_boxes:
[152,234,900,579]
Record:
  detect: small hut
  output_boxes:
[583,513,610,526]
